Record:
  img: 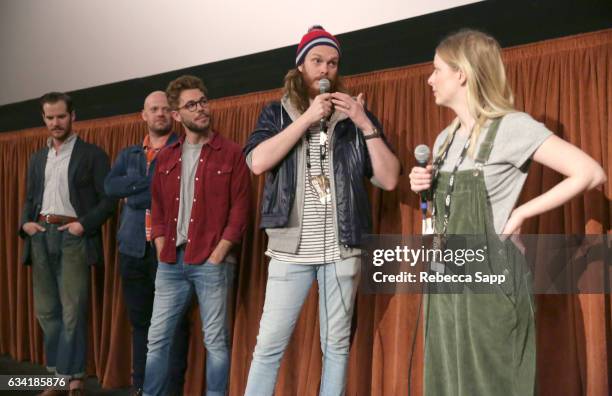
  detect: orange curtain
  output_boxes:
[0,29,610,395]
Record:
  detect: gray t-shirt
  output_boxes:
[176,141,203,246]
[433,112,553,234]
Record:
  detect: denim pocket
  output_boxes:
[331,257,361,316]
[31,230,45,241]
[62,231,84,248]
[267,259,289,280]
[30,232,46,264]
[202,261,226,287]
[335,256,361,278]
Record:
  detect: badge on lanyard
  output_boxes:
[319,131,327,146]
[311,174,331,204]
[422,217,434,235]
[430,233,447,274]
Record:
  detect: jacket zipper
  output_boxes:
[327,119,345,259]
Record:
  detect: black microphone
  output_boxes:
[319,78,330,132]
[414,144,431,215]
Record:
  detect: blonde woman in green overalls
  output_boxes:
[409,29,606,396]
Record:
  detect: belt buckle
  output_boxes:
[45,214,51,223]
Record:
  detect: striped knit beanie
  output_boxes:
[295,25,341,66]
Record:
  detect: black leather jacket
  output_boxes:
[244,101,388,247]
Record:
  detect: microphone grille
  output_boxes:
[319,78,330,94]
[414,144,431,163]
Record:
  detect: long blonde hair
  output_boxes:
[435,29,515,156]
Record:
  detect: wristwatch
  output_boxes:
[363,127,381,140]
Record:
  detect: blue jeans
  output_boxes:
[30,224,89,378]
[245,257,360,396]
[143,247,232,396]
[119,244,189,392]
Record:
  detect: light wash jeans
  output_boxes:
[143,247,233,396]
[245,257,360,396]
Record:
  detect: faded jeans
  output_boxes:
[245,257,360,396]
[143,247,232,396]
[30,223,89,378]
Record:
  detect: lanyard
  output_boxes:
[305,129,328,176]
[431,124,474,236]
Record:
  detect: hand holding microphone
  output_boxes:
[410,145,432,215]
[410,145,432,192]
[409,166,434,192]
[304,78,333,129]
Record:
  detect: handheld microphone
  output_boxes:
[414,144,431,215]
[319,78,330,132]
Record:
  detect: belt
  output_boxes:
[38,214,78,225]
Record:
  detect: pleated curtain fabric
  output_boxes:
[0,29,610,395]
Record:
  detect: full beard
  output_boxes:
[51,127,71,141]
[304,75,337,98]
[149,121,172,135]
[183,118,210,134]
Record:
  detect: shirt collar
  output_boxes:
[47,132,78,151]
[143,133,172,150]
[174,131,221,150]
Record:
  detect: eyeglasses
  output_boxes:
[178,97,209,112]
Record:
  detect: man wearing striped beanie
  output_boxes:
[243,26,400,395]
